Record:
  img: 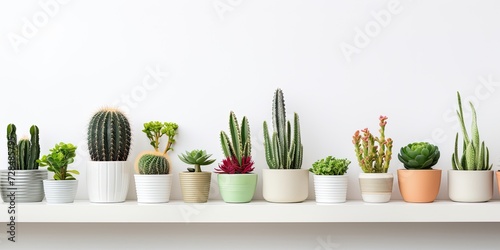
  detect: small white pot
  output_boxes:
[262,169,309,203]
[313,174,348,203]
[134,174,172,203]
[87,161,129,203]
[358,173,393,203]
[448,170,493,202]
[43,180,78,203]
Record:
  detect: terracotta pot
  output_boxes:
[397,169,441,203]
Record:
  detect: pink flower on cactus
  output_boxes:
[215,156,255,174]
[379,115,388,126]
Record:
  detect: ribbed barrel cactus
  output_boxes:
[138,153,169,174]
[398,142,440,169]
[87,108,131,161]
[263,88,303,169]
[7,124,40,170]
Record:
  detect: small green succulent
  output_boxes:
[178,149,216,172]
[309,156,350,175]
[397,142,440,170]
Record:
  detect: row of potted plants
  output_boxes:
[0,90,498,204]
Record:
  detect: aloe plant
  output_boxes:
[7,124,40,170]
[398,142,440,170]
[451,92,491,171]
[87,108,132,161]
[217,111,254,174]
[263,88,303,169]
[179,149,216,172]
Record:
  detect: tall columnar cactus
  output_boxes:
[452,92,491,170]
[6,124,40,170]
[7,124,18,169]
[87,108,132,161]
[263,88,303,169]
[138,153,169,174]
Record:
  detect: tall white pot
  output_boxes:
[262,169,309,203]
[134,174,172,203]
[448,170,493,202]
[87,161,129,203]
[313,174,348,203]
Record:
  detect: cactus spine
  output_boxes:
[220,111,251,166]
[263,89,303,169]
[6,124,40,170]
[138,153,169,174]
[88,108,132,161]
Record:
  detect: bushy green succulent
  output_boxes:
[398,142,440,170]
[37,142,79,180]
[179,149,216,172]
[138,153,169,174]
[142,121,178,154]
[309,156,350,175]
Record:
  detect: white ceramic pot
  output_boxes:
[313,174,348,203]
[448,170,493,202]
[134,174,172,203]
[0,169,48,202]
[43,180,78,203]
[87,161,129,203]
[262,169,309,203]
[358,173,393,203]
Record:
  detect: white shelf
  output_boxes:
[1,200,500,223]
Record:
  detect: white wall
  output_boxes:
[1,0,500,248]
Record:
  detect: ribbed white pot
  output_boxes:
[134,174,172,203]
[313,175,348,203]
[448,170,493,202]
[43,180,78,203]
[262,169,309,203]
[358,173,393,203]
[87,161,129,203]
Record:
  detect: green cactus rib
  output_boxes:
[7,124,18,170]
[18,139,30,170]
[220,111,251,167]
[138,154,169,175]
[88,108,132,161]
[29,125,40,170]
[263,89,303,169]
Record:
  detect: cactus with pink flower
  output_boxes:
[352,116,393,173]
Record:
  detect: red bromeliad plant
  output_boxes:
[352,115,393,173]
[215,156,254,174]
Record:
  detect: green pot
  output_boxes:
[218,173,257,203]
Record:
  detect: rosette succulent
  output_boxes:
[179,149,216,172]
[398,142,440,170]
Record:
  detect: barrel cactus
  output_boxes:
[263,88,303,169]
[7,124,40,170]
[87,108,132,161]
[398,142,440,170]
[138,153,169,174]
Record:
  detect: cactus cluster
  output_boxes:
[87,108,132,161]
[398,142,440,170]
[216,111,254,174]
[7,124,40,170]
[452,92,491,170]
[138,153,169,174]
[263,88,303,169]
[352,116,393,173]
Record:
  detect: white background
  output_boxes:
[1,0,500,249]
